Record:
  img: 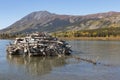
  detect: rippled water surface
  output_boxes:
[0,40,120,80]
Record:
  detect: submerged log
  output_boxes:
[73,55,99,65]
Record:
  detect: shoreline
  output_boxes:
[1,37,120,41]
[59,37,120,41]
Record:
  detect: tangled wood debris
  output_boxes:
[6,32,72,57]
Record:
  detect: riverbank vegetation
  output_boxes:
[52,27,120,40]
[0,27,120,40]
[0,33,26,39]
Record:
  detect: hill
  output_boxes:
[1,11,120,34]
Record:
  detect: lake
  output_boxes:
[0,40,120,80]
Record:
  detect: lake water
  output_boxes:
[0,40,120,80]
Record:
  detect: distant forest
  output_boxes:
[0,33,26,39]
[52,27,120,38]
[0,27,120,39]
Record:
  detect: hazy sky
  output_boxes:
[0,0,120,29]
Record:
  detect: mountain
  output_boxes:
[1,11,120,34]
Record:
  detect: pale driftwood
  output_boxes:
[6,32,72,57]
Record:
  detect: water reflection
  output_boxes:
[6,55,67,76]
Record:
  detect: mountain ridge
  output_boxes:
[1,11,120,34]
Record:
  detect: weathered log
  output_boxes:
[73,56,99,65]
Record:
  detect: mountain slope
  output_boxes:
[1,11,120,34]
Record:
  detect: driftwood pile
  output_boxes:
[6,32,72,57]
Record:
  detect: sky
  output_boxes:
[0,0,120,29]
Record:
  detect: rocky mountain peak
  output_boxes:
[25,11,56,20]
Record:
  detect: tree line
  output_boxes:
[0,33,26,39]
[52,27,120,37]
[1,27,120,39]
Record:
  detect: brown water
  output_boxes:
[0,40,120,80]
